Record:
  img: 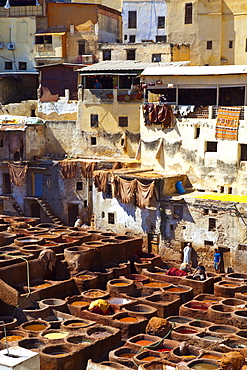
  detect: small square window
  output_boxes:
[207,41,213,50]
[103,50,111,61]
[102,211,105,218]
[84,200,87,207]
[18,62,27,70]
[209,218,216,231]
[228,40,233,49]
[91,137,97,145]
[129,35,136,43]
[203,208,209,215]
[91,114,98,127]
[119,116,128,127]
[158,16,165,28]
[126,49,136,60]
[204,240,214,246]
[0,139,3,147]
[206,141,217,152]
[195,127,200,139]
[76,182,83,191]
[152,54,161,62]
[124,35,127,40]
[108,212,115,224]
[5,62,12,70]
[156,35,167,43]
[170,224,174,230]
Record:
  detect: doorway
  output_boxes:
[30,203,40,218]
[147,233,159,254]
[68,204,79,226]
[3,173,11,194]
[218,247,231,273]
[32,173,43,197]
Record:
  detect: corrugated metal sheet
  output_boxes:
[141,64,247,77]
[78,60,189,73]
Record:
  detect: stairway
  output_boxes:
[35,198,64,226]
[0,195,24,216]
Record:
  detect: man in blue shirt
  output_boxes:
[214,248,221,273]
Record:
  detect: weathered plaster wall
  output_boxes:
[0,18,36,73]
[99,42,171,62]
[122,0,167,43]
[45,121,78,156]
[93,185,160,236]
[98,12,121,43]
[38,100,78,121]
[25,125,46,160]
[0,101,38,117]
[76,100,140,158]
[71,0,122,12]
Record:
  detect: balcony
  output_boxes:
[83,89,143,104]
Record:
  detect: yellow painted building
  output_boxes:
[167,0,247,66]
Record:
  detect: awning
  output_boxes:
[35,32,66,36]
[80,72,140,76]
[0,125,26,131]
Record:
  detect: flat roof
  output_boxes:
[78,60,189,73]
[141,64,247,77]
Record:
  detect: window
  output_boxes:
[91,137,97,145]
[185,3,192,24]
[158,16,165,28]
[78,41,85,55]
[0,138,3,147]
[209,218,216,231]
[5,62,12,70]
[129,35,136,43]
[245,39,247,52]
[119,116,128,127]
[124,35,127,40]
[128,11,137,28]
[204,240,214,246]
[35,35,52,44]
[152,54,161,62]
[240,144,247,161]
[203,208,209,215]
[76,182,83,191]
[173,205,183,219]
[89,185,92,192]
[84,200,87,207]
[18,62,27,70]
[90,114,98,127]
[156,35,166,43]
[102,211,105,218]
[126,49,136,60]
[207,41,212,50]
[103,50,111,61]
[228,40,233,49]
[108,212,115,224]
[206,141,217,152]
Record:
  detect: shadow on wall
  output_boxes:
[44,122,76,156]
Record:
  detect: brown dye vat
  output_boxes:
[222,298,246,307]
[165,287,188,292]
[125,274,149,282]
[18,338,49,352]
[118,317,138,323]
[171,345,201,362]
[109,346,138,368]
[124,304,158,320]
[66,336,92,345]
[232,310,247,328]
[81,289,109,302]
[144,282,170,288]
[214,280,243,298]
[0,317,17,331]
[188,320,212,329]
[180,301,209,321]
[61,319,90,331]
[208,304,234,325]
[126,334,161,351]
[208,325,237,335]
[200,353,222,361]
[187,360,219,369]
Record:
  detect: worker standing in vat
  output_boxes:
[183,243,192,265]
[214,248,221,273]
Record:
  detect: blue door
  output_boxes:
[34,173,43,196]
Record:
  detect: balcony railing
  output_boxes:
[117,89,143,103]
[83,89,144,104]
[0,5,43,17]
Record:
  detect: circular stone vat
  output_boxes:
[208,304,234,324]
[187,359,219,369]
[195,332,223,344]
[225,273,247,283]
[66,335,92,345]
[167,316,192,326]
[0,330,26,349]
[21,320,50,335]
[234,329,247,341]
[81,289,109,302]
[107,297,133,310]
[180,301,209,320]
[171,345,201,362]
[222,298,246,307]
[39,298,67,311]
[126,334,162,350]
[18,338,49,352]
[134,350,160,365]
[14,236,44,246]
[0,316,18,331]
[124,304,157,319]
[143,281,171,289]
[86,326,112,339]
[171,325,200,341]
[124,274,149,283]
[189,320,212,329]
[214,280,242,298]
[60,319,91,331]
[107,278,134,296]
[109,346,138,368]
[42,330,69,341]
[65,295,90,315]
[199,352,222,361]
[207,325,237,335]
